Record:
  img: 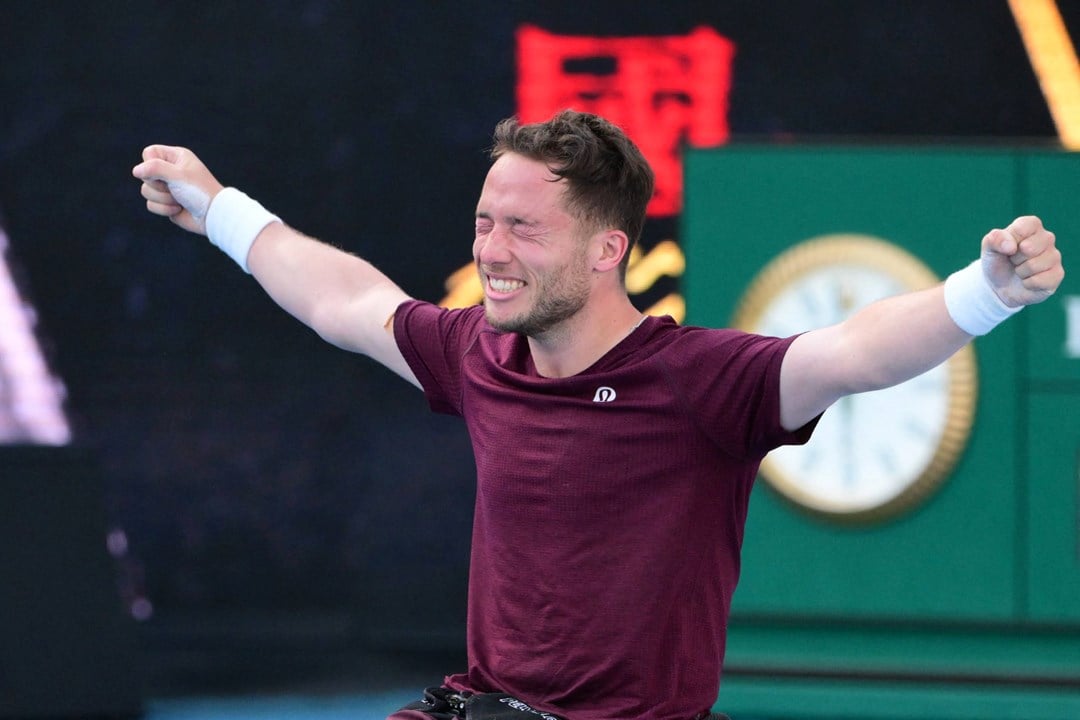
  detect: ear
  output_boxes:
[590,229,630,274]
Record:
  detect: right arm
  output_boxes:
[132,144,419,387]
[246,222,418,384]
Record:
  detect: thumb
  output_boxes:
[132,145,181,182]
[141,143,187,165]
[982,227,1019,258]
[132,144,202,183]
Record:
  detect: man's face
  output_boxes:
[473,153,593,337]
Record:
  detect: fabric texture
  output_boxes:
[393,300,814,720]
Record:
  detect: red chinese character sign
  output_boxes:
[516,25,735,217]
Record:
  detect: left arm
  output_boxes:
[779,215,1064,431]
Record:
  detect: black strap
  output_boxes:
[399,686,467,719]
[399,685,728,720]
[399,687,569,720]
[464,692,568,720]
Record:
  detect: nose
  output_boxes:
[476,225,512,266]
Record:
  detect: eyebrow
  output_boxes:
[475,211,539,226]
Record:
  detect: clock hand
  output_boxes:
[839,278,857,318]
[838,394,857,490]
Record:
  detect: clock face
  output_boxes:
[733,235,977,522]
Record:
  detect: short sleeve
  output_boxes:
[393,300,486,416]
[663,328,817,460]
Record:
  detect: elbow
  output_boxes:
[307,299,350,348]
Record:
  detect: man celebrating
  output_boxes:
[133,110,1063,720]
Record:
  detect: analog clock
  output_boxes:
[732,234,977,523]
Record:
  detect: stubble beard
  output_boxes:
[483,261,591,338]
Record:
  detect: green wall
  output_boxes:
[682,146,1080,719]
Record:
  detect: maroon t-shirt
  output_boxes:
[393,300,814,720]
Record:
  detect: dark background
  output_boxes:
[0,0,1070,695]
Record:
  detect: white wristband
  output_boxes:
[205,187,282,273]
[943,260,1022,336]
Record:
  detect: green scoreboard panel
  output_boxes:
[683,146,1080,719]
[1023,153,1080,624]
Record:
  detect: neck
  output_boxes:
[527,295,644,378]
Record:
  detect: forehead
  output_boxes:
[477,153,571,220]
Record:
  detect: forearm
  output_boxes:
[781,285,973,431]
[133,146,418,381]
[835,284,971,394]
[841,252,1034,393]
[781,271,1018,430]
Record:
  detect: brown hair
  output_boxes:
[490,110,655,275]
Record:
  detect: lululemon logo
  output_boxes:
[592,386,617,403]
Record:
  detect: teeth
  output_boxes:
[489,277,525,293]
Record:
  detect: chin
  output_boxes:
[484,306,530,335]
[484,312,518,333]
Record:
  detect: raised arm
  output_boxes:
[132,144,419,387]
[779,216,1064,431]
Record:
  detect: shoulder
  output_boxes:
[395,300,487,338]
[641,317,795,367]
[393,300,498,372]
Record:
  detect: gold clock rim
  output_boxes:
[732,233,978,524]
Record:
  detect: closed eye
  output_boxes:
[511,219,546,241]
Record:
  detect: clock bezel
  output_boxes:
[732,234,979,524]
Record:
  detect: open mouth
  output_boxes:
[487,276,526,294]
